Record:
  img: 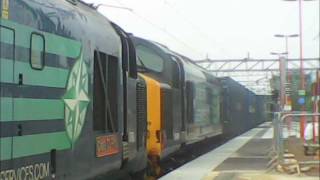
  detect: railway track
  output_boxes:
[159,135,228,178]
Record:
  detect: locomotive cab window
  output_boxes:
[136,45,164,73]
[30,33,45,70]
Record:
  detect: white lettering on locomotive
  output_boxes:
[0,162,49,180]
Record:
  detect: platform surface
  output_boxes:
[160,122,272,180]
[160,122,320,180]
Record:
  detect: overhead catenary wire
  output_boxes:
[108,0,206,58]
[161,0,231,58]
[160,0,278,95]
[96,0,279,94]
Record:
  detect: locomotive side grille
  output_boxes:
[136,80,147,150]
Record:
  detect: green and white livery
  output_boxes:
[63,51,90,145]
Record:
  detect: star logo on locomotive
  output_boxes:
[63,51,89,145]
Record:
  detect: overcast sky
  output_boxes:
[83,0,319,60]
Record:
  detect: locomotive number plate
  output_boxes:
[96,134,119,157]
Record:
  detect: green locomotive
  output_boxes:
[0,0,147,179]
[0,1,270,179]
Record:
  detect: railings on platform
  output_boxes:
[272,112,320,166]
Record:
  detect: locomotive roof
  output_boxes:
[17,0,121,57]
[220,77,256,95]
[153,41,220,85]
[133,36,222,86]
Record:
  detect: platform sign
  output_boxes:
[284,104,292,111]
[286,98,292,105]
[1,0,9,19]
[298,90,306,96]
[298,97,305,105]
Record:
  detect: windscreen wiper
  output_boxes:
[137,56,149,72]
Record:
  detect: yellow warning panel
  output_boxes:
[139,74,162,157]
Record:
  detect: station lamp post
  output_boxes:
[283,0,318,138]
[274,34,299,110]
[270,52,288,56]
[271,52,288,111]
[274,34,299,58]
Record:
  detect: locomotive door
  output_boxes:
[171,60,183,142]
[0,25,15,166]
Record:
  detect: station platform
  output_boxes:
[159,122,318,180]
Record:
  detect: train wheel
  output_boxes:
[131,169,147,180]
[146,156,162,179]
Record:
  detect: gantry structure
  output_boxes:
[195,58,320,95]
